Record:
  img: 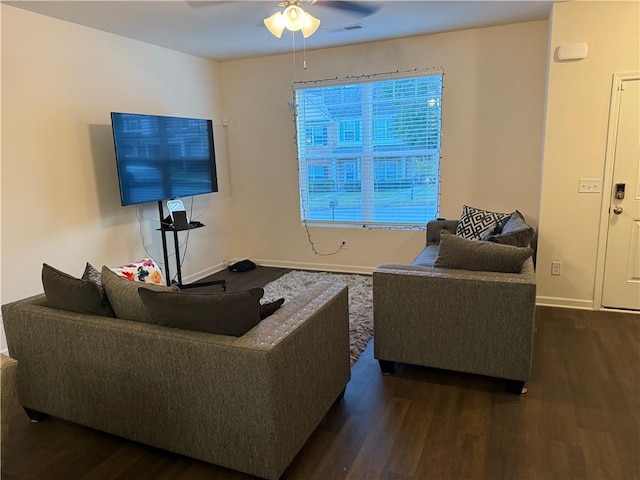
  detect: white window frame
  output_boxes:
[294,69,443,228]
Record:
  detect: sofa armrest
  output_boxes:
[1,354,18,445]
[426,219,459,245]
[373,259,536,381]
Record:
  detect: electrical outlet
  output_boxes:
[340,239,348,249]
[551,261,562,276]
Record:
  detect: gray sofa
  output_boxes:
[1,353,18,454]
[2,281,350,480]
[373,219,536,393]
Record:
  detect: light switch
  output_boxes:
[578,178,602,193]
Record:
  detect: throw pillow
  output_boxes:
[42,263,115,317]
[260,298,285,320]
[101,266,179,323]
[455,205,511,240]
[486,210,535,247]
[434,232,533,273]
[111,258,164,285]
[81,262,115,317]
[81,262,102,285]
[138,288,264,336]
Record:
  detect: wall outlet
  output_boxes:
[340,239,348,249]
[551,261,562,275]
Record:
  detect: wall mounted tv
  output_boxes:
[111,112,218,206]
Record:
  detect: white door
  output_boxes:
[602,77,640,310]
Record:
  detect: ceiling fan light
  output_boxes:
[264,12,286,38]
[283,5,304,31]
[300,12,320,38]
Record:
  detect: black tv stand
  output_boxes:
[157,201,225,291]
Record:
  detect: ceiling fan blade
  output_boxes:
[185,1,231,7]
[314,1,381,16]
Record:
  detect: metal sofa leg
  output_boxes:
[505,379,527,395]
[378,360,396,375]
[23,407,49,423]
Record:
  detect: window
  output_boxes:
[306,124,328,146]
[294,71,443,227]
[338,120,362,145]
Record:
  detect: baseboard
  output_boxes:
[181,262,228,285]
[254,259,374,275]
[536,296,594,310]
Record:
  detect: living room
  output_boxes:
[1,1,639,477]
[2,2,636,344]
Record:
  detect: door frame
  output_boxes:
[594,72,640,310]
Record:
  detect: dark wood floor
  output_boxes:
[2,267,639,480]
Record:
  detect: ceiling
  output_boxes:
[7,1,556,62]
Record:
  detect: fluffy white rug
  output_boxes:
[262,271,373,365]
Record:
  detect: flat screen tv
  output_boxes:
[111,112,218,206]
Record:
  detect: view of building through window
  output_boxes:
[294,72,443,227]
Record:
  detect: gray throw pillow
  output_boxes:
[42,263,115,317]
[486,210,534,247]
[261,298,285,319]
[101,266,179,323]
[138,288,264,336]
[434,232,533,273]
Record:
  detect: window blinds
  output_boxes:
[294,71,443,228]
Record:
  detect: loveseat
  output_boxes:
[2,280,351,480]
[373,216,536,393]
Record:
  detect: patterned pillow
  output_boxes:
[81,262,102,285]
[455,205,511,240]
[111,258,164,285]
[81,262,114,316]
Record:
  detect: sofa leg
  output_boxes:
[505,380,527,395]
[378,360,395,375]
[23,407,49,423]
[334,387,346,405]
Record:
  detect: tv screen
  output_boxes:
[111,112,218,206]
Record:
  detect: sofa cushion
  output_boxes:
[455,205,511,240]
[486,211,534,247]
[111,258,165,285]
[101,266,179,323]
[42,263,115,317]
[138,288,264,336]
[434,232,533,273]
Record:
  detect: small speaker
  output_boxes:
[172,210,189,230]
[558,43,588,61]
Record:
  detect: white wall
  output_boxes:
[537,1,640,309]
[1,5,232,309]
[0,6,4,353]
[221,21,548,273]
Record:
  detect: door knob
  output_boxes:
[613,206,623,215]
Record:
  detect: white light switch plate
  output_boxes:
[578,178,602,193]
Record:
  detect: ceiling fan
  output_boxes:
[186,0,381,38]
[265,0,381,38]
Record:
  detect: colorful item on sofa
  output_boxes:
[111,258,164,285]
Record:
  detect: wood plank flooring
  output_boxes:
[2,267,638,479]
